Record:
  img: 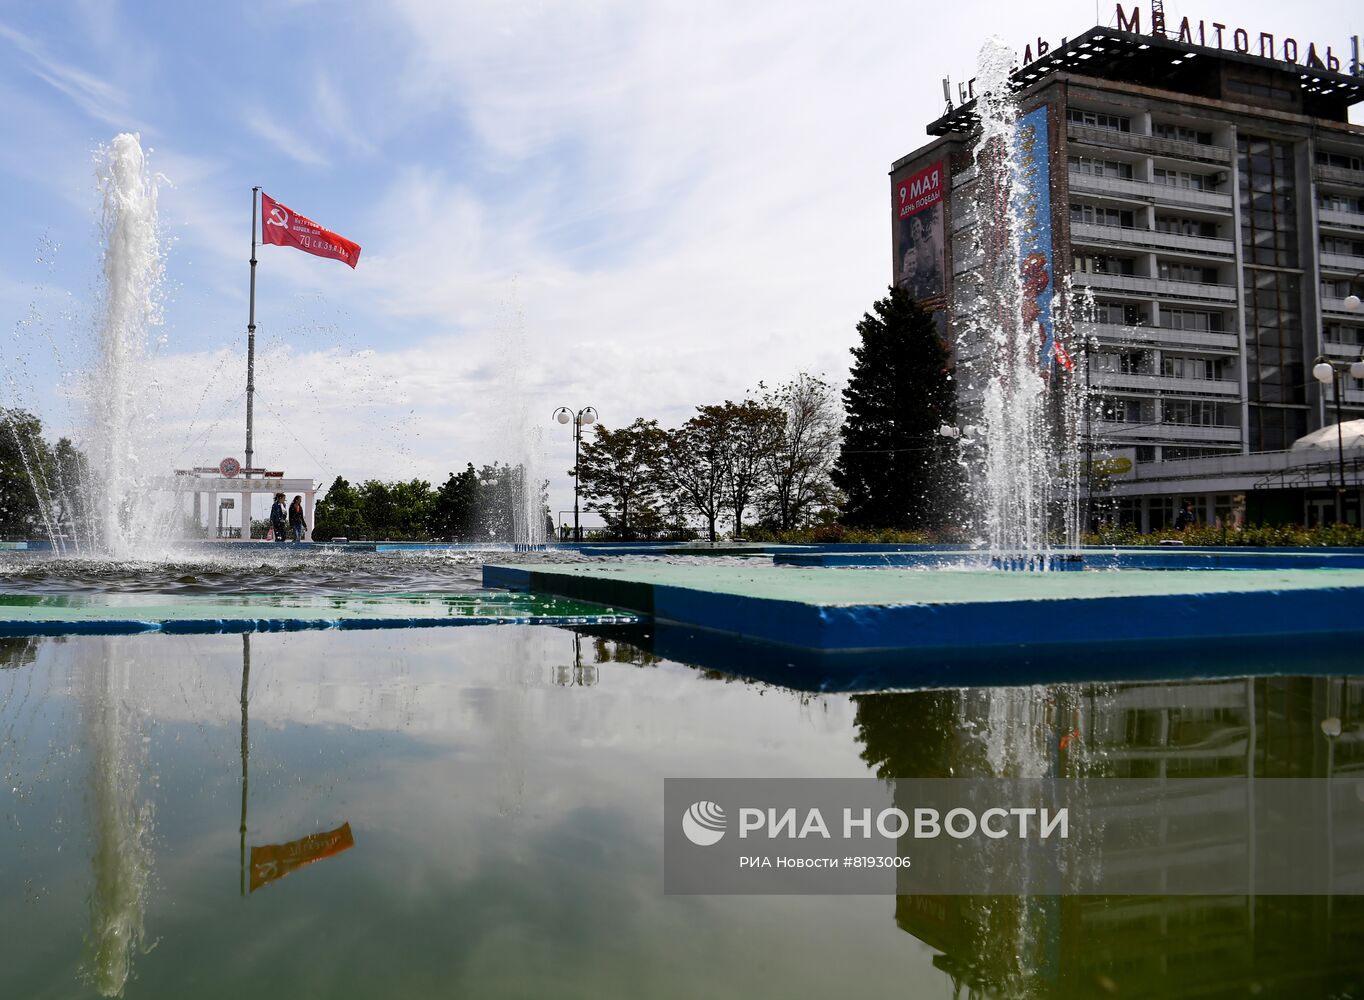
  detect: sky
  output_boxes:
[0,0,1358,529]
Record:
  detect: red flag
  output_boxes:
[260,192,361,268]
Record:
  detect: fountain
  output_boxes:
[962,37,1086,570]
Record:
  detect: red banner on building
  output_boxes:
[895,161,943,219]
[260,192,361,268]
[894,161,945,301]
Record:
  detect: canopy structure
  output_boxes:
[1289,420,1364,454]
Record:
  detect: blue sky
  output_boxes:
[0,0,1358,526]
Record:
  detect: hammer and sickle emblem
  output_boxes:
[266,205,289,227]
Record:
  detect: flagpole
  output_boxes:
[246,186,259,479]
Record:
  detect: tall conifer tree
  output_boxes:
[833,286,958,529]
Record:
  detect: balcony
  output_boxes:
[1323,340,1364,359]
[1096,421,1242,444]
[1323,297,1364,316]
[1067,124,1231,165]
[1319,208,1364,232]
[1071,221,1234,257]
[1072,271,1237,302]
[1094,371,1240,396]
[1315,163,1364,188]
[1068,172,1233,211]
[1078,321,1239,352]
[1320,251,1364,274]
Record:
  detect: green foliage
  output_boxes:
[1088,522,1364,548]
[576,419,667,540]
[833,286,959,530]
[0,408,57,539]
[756,373,841,531]
[431,463,482,541]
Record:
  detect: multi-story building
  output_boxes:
[892,12,1364,529]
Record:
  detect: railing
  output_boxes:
[1077,322,1239,352]
[1092,371,1240,396]
[1096,420,1242,443]
[1067,123,1232,165]
[1318,208,1364,231]
[1323,297,1364,316]
[1071,221,1234,256]
[1315,163,1364,188]
[1323,340,1364,358]
[1072,271,1237,302]
[1320,250,1364,273]
[1068,172,1233,211]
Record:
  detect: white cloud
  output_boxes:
[244,110,330,168]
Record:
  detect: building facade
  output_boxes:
[892,17,1364,530]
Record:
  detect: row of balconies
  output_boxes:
[1071,221,1234,257]
[1068,172,1233,211]
[1092,371,1241,397]
[1066,123,1232,166]
[1321,250,1364,274]
[1096,421,1243,444]
[1319,208,1364,233]
[1315,163,1364,189]
[1072,270,1237,303]
[1079,322,1240,353]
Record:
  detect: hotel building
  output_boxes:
[892,12,1364,529]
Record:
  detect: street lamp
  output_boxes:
[553,405,598,542]
[1312,272,1364,525]
[1311,356,1364,525]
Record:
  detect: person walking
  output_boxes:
[1174,500,1195,532]
[270,492,288,543]
[289,495,307,543]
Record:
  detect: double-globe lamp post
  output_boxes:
[1312,271,1364,525]
[554,406,598,542]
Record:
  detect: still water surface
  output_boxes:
[2,622,1362,998]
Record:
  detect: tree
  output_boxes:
[313,476,367,539]
[0,408,57,540]
[708,400,784,539]
[663,412,728,542]
[832,286,957,529]
[430,463,482,540]
[575,419,666,540]
[758,374,841,531]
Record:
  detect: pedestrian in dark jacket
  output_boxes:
[289,495,307,543]
[270,492,288,542]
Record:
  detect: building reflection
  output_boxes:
[852,676,1364,999]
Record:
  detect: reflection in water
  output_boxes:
[854,676,1364,999]
[81,639,154,997]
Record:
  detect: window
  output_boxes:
[1164,309,1224,332]
[1162,400,1224,426]
[1099,396,1151,423]
[1074,253,1136,275]
[1321,193,1364,213]
[1135,446,1156,462]
[1068,108,1130,132]
[1156,216,1219,238]
[1163,446,1238,460]
[1162,356,1227,381]
[1099,350,1151,375]
[1092,300,1145,325]
[1317,150,1364,171]
[1325,324,1363,347]
[1321,237,1364,258]
[1158,261,1220,284]
[1323,279,1357,298]
[1151,122,1213,145]
[1069,155,1134,180]
[1071,203,1135,228]
[1153,168,1214,191]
